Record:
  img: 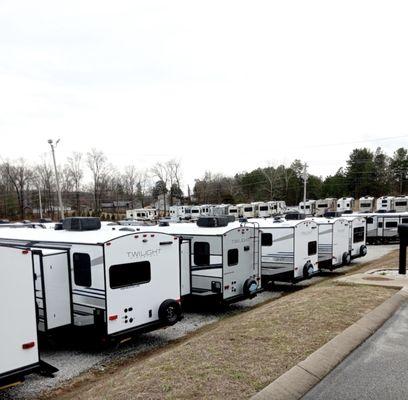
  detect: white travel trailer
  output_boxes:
[213,204,230,217]
[240,203,255,218]
[315,198,337,217]
[251,218,319,284]
[268,201,286,215]
[0,219,183,341]
[126,208,158,221]
[190,206,202,220]
[126,209,149,220]
[308,217,351,268]
[299,200,316,216]
[358,196,375,213]
[228,205,240,219]
[200,205,214,216]
[0,244,57,387]
[169,206,192,221]
[394,196,408,212]
[337,197,355,213]
[255,202,271,218]
[352,212,408,244]
[146,218,261,303]
[376,196,395,213]
[342,216,367,258]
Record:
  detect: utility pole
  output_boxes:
[302,163,308,214]
[48,139,65,220]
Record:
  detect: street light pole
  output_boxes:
[302,162,308,215]
[48,139,65,220]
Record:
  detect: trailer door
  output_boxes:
[41,251,72,330]
[0,247,39,377]
[179,239,191,296]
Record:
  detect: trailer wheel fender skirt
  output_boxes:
[243,278,258,298]
[360,245,367,257]
[342,252,351,266]
[158,299,182,326]
[303,262,314,279]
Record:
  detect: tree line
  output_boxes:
[192,147,408,205]
[0,146,407,219]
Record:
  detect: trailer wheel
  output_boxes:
[359,245,367,257]
[243,279,258,297]
[303,262,314,279]
[158,300,181,326]
[342,252,351,266]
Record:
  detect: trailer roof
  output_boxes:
[249,218,317,228]
[343,212,408,218]
[306,217,348,225]
[0,226,165,245]
[139,221,248,235]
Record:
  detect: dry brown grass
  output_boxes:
[45,250,399,400]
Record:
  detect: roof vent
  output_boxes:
[62,217,101,231]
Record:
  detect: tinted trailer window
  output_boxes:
[353,227,365,243]
[109,261,151,289]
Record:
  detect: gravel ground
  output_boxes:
[0,244,398,400]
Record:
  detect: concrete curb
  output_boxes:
[251,287,408,400]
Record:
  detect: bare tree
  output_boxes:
[151,162,170,212]
[86,149,110,214]
[261,164,279,199]
[66,152,83,213]
[35,157,56,217]
[122,165,139,206]
[2,159,33,219]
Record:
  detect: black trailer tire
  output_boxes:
[243,278,258,297]
[158,299,181,326]
[342,252,351,266]
[303,262,314,279]
[360,245,367,257]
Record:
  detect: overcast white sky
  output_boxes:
[0,0,407,191]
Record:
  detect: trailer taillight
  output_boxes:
[22,341,35,349]
[151,234,155,237]
[134,235,139,238]
[22,250,29,255]
[106,242,111,246]
[109,315,118,321]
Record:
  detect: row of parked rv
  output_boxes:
[165,201,288,221]
[0,214,367,388]
[126,195,408,224]
[299,195,408,215]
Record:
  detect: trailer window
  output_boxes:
[353,227,365,243]
[228,249,239,266]
[378,222,383,228]
[396,201,407,207]
[260,206,269,211]
[385,222,398,228]
[244,207,253,212]
[194,242,210,266]
[366,217,374,224]
[402,218,408,224]
[261,233,273,246]
[308,241,317,256]
[73,253,92,287]
[109,261,151,289]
